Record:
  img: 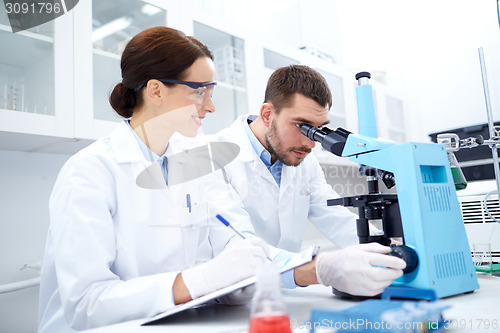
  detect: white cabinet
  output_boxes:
[74,0,168,140]
[0,0,169,152]
[0,0,407,158]
[91,0,167,124]
[0,7,83,153]
[192,21,248,134]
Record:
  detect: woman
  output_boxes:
[37,27,268,332]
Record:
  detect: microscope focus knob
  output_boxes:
[388,245,418,274]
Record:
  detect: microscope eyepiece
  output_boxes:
[299,124,352,157]
[300,124,326,142]
[355,71,371,80]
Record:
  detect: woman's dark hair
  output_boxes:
[109,26,213,118]
[264,65,332,113]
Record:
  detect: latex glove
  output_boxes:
[315,243,406,296]
[182,238,269,299]
[216,285,256,305]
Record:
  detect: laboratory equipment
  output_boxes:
[308,299,449,333]
[249,265,291,333]
[300,72,479,299]
[436,133,472,190]
[430,48,500,274]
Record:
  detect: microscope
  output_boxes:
[301,72,479,300]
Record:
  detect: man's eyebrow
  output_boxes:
[292,117,330,127]
[292,117,313,125]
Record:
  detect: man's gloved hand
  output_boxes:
[315,243,406,296]
[182,238,269,299]
[216,285,256,305]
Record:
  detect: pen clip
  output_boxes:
[311,245,320,259]
[186,194,191,213]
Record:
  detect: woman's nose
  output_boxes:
[204,98,215,113]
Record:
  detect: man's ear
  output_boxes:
[145,79,164,106]
[260,103,274,128]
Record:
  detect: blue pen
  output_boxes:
[186,194,191,213]
[216,214,246,239]
[216,214,272,261]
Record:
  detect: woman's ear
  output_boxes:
[260,103,274,128]
[145,79,164,106]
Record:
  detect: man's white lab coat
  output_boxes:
[210,115,359,253]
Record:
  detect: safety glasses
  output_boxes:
[134,79,217,105]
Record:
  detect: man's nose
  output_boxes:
[301,134,316,149]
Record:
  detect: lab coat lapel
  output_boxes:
[277,164,297,248]
[107,122,203,266]
[279,164,296,199]
[109,121,146,164]
[232,116,278,188]
[109,121,168,189]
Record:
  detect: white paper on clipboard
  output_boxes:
[142,245,319,325]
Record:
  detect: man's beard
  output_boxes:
[265,121,311,167]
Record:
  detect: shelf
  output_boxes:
[0,29,53,67]
[0,130,94,154]
[0,28,55,116]
[92,48,121,60]
[263,48,299,70]
[0,24,53,43]
[91,1,166,56]
[194,21,246,90]
[0,109,55,136]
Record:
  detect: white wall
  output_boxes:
[335,0,500,141]
[200,0,500,141]
[0,150,70,333]
[189,0,343,61]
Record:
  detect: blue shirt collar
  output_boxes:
[125,120,167,163]
[125,120,169,184]
[242,116,283,185]
[242,115,273,167]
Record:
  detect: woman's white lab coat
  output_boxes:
[209,115,359,253]
[38,122,217,332]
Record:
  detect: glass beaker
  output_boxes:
[473,243,492,271]
[447,151,467,190]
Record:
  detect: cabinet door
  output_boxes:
[384,94,406,143]
[86,0,167,139]
[0,8,71,151]
[0,6,82,152]
[316,69,347,129]
[192,21,248,134]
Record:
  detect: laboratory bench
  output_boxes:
[83,274,500,333]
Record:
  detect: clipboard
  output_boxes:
[142,245,319,325]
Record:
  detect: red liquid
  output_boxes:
[249,314,292,333]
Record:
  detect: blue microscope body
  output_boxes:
[302,72,478,299]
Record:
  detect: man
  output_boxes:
[209,65,405,296]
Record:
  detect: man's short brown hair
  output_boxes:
[264,65,332,112]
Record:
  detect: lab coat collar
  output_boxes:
[109,121,150,164]
[228,115,279,188]
[110,121,181,164]
[238,115,304,196]
[230,114,263,163]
